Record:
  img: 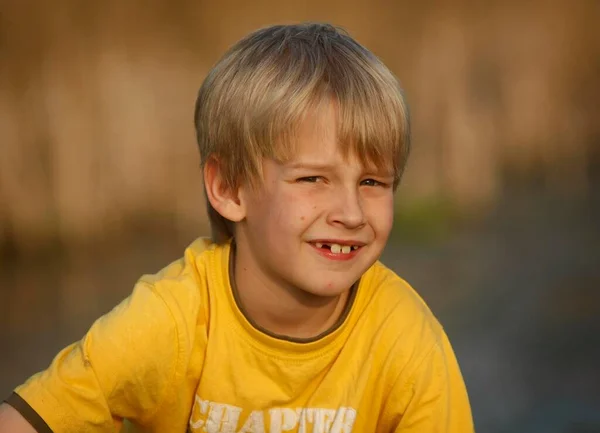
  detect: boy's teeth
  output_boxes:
[313,242,359,254]
[329,244,352,254]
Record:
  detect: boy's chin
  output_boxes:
[296,277,359,299]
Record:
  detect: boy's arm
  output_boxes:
[0,403,40,433]
[385,330,474,433]
[0,280,186,432]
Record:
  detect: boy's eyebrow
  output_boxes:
[286,161,336,170]
[286,161,395,177]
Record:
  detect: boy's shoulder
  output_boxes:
[130,237,225,323]
[365,261,436,314]
[361,260,445,346]
[139,237,223,286]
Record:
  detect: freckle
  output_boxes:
[313,205,316,209]
[300,216,305,221]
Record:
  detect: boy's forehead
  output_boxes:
[274,133,395,176]
[269,99,397,176]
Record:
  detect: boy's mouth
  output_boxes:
[314,242,359,254]
[308,240,364,256]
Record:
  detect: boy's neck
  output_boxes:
[231,242,352,340]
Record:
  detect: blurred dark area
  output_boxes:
[1,1,599,432]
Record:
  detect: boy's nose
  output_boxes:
[327,188,366,229]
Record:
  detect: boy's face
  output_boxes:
[236,103,395,298]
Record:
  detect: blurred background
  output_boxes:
[1,1,599,431]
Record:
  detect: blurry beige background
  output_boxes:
[1,1,599,432]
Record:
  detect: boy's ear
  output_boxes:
[203,157,247,223]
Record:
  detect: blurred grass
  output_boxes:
[392,196,458,244]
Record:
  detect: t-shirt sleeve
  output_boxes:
[386,330,474,433]
[8,281,183,432]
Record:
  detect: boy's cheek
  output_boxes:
[278,191,324,217]
[367,202,395,233]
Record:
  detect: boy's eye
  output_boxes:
[297,176,322,183]
[361,178,387,187]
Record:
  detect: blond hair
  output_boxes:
[195,23,410,242]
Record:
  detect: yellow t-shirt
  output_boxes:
[9,238,473,432]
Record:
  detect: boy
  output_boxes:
[0,23,473,432]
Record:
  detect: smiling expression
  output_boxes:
[235,103,395,299]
